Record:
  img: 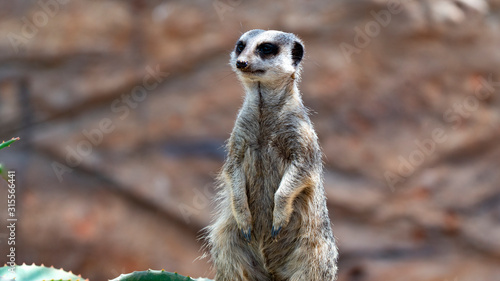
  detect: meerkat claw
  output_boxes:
[271,226,282,238]
[241,227,251,242]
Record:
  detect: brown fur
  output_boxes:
[204,30,338,281]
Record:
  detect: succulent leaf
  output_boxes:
[110,269,213,281]
[0,263,88,281]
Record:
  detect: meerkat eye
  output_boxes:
[257,43,279,56]
[235,41,245,55]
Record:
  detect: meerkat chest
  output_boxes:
[241,114,300,164]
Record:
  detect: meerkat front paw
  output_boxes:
[232,201,253,242]
[240,226,252,242]
[271,210,289,239]
[271,225,282,239]
[271,196,292,238]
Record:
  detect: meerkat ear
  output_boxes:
[291,41,304,67]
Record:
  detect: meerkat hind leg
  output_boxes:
[212,231,270,281]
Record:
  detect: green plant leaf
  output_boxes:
[0,137,20,150]
[0,163,7,181]
[0,137,19,182]
[0,264,88,281]
[111,269,213,281]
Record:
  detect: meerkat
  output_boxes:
[205,29,338,281]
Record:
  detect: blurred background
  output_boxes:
[0,0,500,280]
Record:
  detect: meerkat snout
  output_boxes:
[236,60,248,69]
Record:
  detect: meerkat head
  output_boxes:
[230,29,305,85]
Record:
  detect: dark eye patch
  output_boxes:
[257,43,279,58]
[235,41,245,55]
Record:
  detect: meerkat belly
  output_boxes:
[243,139,286,238]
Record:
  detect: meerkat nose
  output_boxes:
[236,60,248,69]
